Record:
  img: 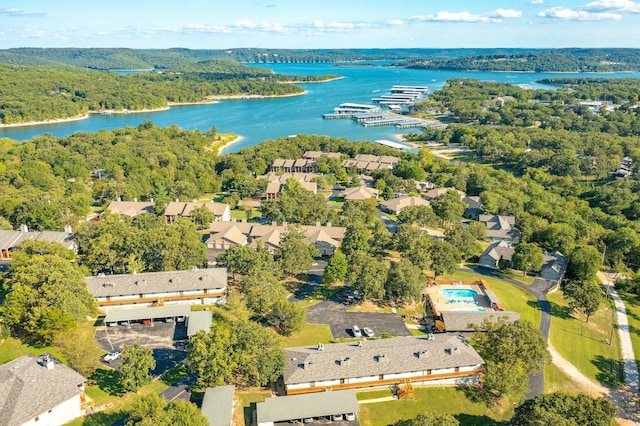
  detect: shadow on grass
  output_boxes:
[456,384,493,405]
[244,402,257,426]
[161,363,187,386]
[82,410,125,426]
[90,368,126,397]
[455,413,505,426]
[548,300,573,320]
[592,354,624,387]
[527,300,542,312]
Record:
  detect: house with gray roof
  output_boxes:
[0,228,76,260]
[283,334,483,395]
[478,241,515,269]
[85,268,227,311]
[541,251,569,286]
[462,196,483,220]
[478,215,519,244]
[0,354,87,426]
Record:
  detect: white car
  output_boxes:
[103,351,121,363]
[332,414,343,421]
[362,327,374,337]
[345,413,356,421]
[352,326,362,338]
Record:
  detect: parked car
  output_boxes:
[106,321,118,327]
[332,414,343,421]
[352,325,362,338]
[303,417,313,423]
[103,351,121,363]
[345,413,356,421]
[362,327,374,337]
[177,316,186,322]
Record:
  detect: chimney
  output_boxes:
[19,224,28,233]
[43,355,54,370]
[64,224,73,233]
[150,198,154,203]
[326,222,332,227]
[134,197,138,202]
[175,198,180,202]
[117,196,121,202]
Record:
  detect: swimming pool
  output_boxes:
[439,288,479,298]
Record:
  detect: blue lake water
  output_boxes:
[2,63,640,153]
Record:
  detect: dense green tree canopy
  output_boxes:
[511,392,616,426]
[119,344,156,392]
[1,240,96,345]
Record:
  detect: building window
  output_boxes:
[455,367,460,373]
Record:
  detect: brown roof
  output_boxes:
[164,202,229,218]
[341,186,379,201]
[380,196,430,214]
[107,201,155,217]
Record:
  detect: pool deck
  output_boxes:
[423,279,500,318]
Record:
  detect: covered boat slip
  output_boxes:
[255,389,359,426]
[102,305,191,324]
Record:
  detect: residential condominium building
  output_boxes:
[0,354,88,426]
[282,334,484,395]
[164,201,231,224]
[207,222,346,256]
[0,227,76,260]
[85,268,227,311]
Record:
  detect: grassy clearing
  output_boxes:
[283,323,333,347]
[494,269,535,285]
[617,291,640,372]
[235,389,272,426]
[544,361,587,394]
[547,291,623,388]
[0,336,66,365]
[441,270,541,326]
[357,387,509,426]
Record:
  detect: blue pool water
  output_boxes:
[440,289,478,298]
[452,308,486,312]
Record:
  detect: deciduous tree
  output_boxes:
[472,318,550,402]
[511,392,616,426]
[563,278,603,322]
[266,300,306,336]
[385,259,425,304]
[119,344,156,392]
[512,242,545,276]
[322,249,347,285]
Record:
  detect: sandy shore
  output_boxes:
[218,135,245,155]
[210,90,308,101]
[89,107,170,116]
[0,114,90,128]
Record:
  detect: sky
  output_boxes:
[1,0,640,49]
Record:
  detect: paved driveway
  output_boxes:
[95,321,188,375]
[305,290,411,339]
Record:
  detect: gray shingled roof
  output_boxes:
[256,390,359,423]
[441,311,520,332]
[86,268,227,298]
[0,230,76,252]
[0,354,86,426]
[201,386,235,426]
[283,334,483,386]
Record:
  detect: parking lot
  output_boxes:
[95,320,188,375]
[305,290,411,339]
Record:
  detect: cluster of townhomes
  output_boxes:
[0,149,568,425]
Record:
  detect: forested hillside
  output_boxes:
[401,48,640,72]
[0,60,334,124]
[0,47,548,69]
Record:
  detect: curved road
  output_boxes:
[458,267,553,397]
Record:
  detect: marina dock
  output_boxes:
[375,139,412,151]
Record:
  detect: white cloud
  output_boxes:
[389,19,404,25]
[410,9,521,23]
[537,6,622,20]
[0,7,45,17]
[493,9,523,18]
[531,0,544,4]
[236,20,257,29]
[585,0,640,12]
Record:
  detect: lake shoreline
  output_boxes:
[218,135,245,155]
[0,91,308,129]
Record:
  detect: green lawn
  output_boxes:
[616,291,640,372]
[0,336,67,365]
[357,387,509,426]
[236,390,272,426]
[442,270,541,327]
[547,291,623,388]
[283,323,334,347]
